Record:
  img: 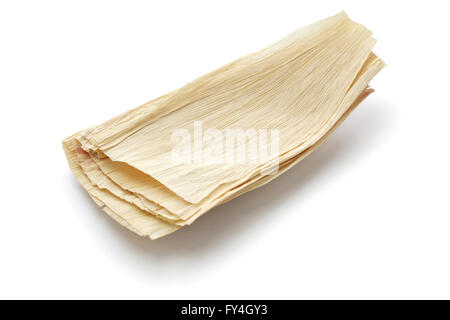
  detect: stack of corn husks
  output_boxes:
[63,12,385,239]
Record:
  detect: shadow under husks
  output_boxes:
[69,96,393,270]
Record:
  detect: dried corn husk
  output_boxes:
[63,12,385,239]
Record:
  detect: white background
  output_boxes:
[1,0,449,299]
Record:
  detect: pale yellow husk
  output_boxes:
[63,12,385,239]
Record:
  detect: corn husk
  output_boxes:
[63,12,385,239]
